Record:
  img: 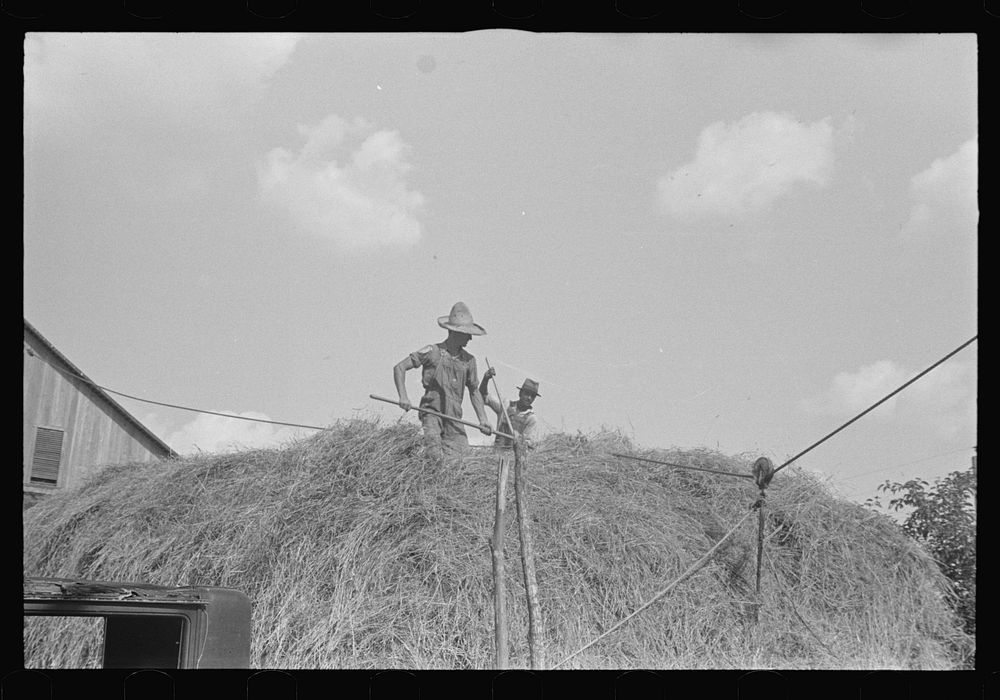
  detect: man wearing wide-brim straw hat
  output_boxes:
[479,368,540,451]
[394,302,493,462]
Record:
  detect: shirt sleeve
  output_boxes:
[407,345,435,369]
[521,413,539,448]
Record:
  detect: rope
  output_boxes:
[49,364,328,431]
[611,453,753,480]
[773,335,976,475]
[39,334,975,468]
[550,507,756,669]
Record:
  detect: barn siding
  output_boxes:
[23,324,173,499]
[57,375,164,489]
[23,347,42,478]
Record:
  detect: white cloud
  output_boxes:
[258,114,425,250]
[801,358,976,438]
[24,33,301,136]
[901,137,978,237]
[902,360,977,438]
[163,411,308,456]
[828,360,906,417]
[657,111,835,219]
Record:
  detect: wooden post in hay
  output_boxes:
[513,436,545,669]
[485,357,518,670]
[491,451,512,669]
[751,457,775,626]
[753,499,765,624]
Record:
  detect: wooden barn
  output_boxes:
[23,319,177,509]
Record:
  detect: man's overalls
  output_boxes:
[415,343,476,463]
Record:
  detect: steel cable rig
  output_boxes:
[565,335,976,666]
[607,451,777,632]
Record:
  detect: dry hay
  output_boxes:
[23,419,973,669]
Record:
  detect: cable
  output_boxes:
[61,368,327,432]
[44,335,975,463]
[550,507,756,669]
[611,453,753,480]
[773,336,977,476]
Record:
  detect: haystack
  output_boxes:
[23,419,972,669]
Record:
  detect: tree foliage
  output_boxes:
[866,465,976,636]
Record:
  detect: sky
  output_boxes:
[23,32,977,505]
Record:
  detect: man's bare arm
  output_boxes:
[478,366,494,399]
[470,389,490,426]
[393,358,414,410]
[468,360,492,434]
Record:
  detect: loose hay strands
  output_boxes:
[23,421,972,670]
[551,507,756,669]
[764,545,837,661]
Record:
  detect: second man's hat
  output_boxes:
[517,378,541,397]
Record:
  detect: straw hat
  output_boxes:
[517,378,541,397]
[437,302,486,336]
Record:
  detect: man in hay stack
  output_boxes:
[479,367,540,451]
[394,302,493,463]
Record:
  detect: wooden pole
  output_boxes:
[753,495,764,624]
[484,358,517,443]
[751,457,773,626]
[491,451,512,669]
[513,437,545,669]
[369,394,513,440]
[484,358,517,670]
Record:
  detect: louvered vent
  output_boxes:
[31,427,64,484]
